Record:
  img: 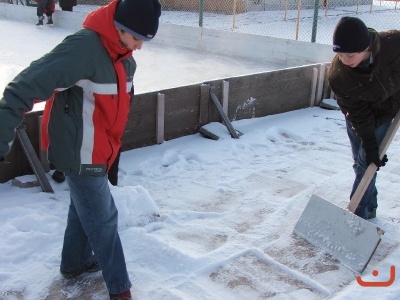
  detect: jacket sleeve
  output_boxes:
[334,94,377,143]
[0,30,96,158]
[328,59,377,145]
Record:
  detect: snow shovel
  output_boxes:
[293,110,400,273]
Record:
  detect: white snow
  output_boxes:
[1,7,400,300]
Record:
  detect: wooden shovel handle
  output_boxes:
[347,110,400,213]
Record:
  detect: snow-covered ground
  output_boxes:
[1,8,400,300]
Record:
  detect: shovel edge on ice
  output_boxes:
[293,194,384,274]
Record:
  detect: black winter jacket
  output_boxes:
[328,29,400,144]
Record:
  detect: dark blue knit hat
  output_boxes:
[333,17,371,53]
[114,0,161,41]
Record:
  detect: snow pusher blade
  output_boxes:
[294,109,400,273]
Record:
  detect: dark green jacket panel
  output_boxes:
[0,29,96,158]
[0,29,93,156]
[46,86,84,173]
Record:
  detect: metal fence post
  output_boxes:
[311,0,319,42]
[199,0,204,27]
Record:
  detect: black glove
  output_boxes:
[381,154,388,167]
[363,136,389,168]
[365,149,388,168]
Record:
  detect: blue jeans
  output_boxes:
[346,119,392,219]
[61,174,131,294]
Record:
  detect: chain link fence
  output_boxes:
[3,0,399,44]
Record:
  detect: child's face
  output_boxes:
[337,51,367,68]
[117,28,144,51]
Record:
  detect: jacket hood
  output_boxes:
[82,0,132,61]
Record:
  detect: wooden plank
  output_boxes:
[156,93,165,144]
[316,63,326,105]
[222,80,229,116]
[309,67,318,107]
[199,84,210,127]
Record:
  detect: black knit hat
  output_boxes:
[332,17,371,53]
[114,0,161,41]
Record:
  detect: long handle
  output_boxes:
[347,110,400,212]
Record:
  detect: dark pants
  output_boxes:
[37,0,54,17]
[61,6,73,11]
[346,118,392,219]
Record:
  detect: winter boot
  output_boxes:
[109,290,132,300]
[46,16,53,25]
[52,170,65,183]
[368,207,377,219]
[36,16,44,26]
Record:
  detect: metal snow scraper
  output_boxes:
[16,126,54,193]
[293,110,400,274]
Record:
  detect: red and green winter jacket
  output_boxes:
[0,0,136,175]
